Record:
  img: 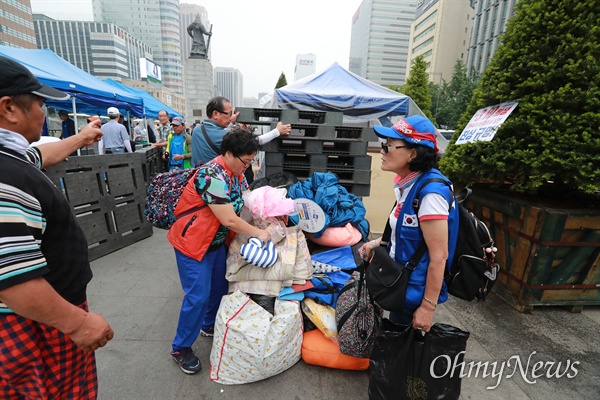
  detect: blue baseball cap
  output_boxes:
[373,115,439,153]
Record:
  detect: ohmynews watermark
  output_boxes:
[430,351,580,390]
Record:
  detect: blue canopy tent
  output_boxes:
[272,62,421,124]
[0,46,144,118]
[104,79,182,119]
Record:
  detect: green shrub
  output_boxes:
[439,0,600,197]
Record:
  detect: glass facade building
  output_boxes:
[213,67,243,109]
[34,16,154,81]
[349,0,418,88]
[92,0,183,94]
[466,0,517,76]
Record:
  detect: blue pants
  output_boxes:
[172,246,228,351]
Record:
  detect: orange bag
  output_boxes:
[301,329,370,371]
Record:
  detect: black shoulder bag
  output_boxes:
[365,242,427,312]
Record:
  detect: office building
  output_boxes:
[349,0,418,87]
[34,16,154,81]
[92,0,184,94]
[407,0,472,84]
[0,0,37,48]
[294,53,316,81]
[214,67,243,108]
[179,3,211,61]
[466,0,517,76]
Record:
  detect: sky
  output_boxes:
[30,0,363,99]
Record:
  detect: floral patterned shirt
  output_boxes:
[193,160,248,245]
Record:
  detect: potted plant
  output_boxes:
[439,0,600,312]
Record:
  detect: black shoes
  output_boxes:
[171,348,202,374]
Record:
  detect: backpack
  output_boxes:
[144,167,201,229]
[414,179,499,301]
[335,264,383,358]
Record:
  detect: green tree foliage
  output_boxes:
[439,0,600,197]
[401,55,434,120]
[435,60,477,129]
[428,81,441,125]
[275,72,288,89]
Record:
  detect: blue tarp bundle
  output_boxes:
[288,172,370,241]
[0,46,144,117]
[274,63,414,122]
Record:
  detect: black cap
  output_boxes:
[0,56,70,101]
[58,109,69,116]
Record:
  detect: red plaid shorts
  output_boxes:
[0,301,98,399]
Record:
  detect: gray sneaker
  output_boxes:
[171,348,201,374]
[200,327,214,337]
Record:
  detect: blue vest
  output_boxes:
[392,169,459,309]
[169,134,186,166]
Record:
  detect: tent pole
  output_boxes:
[72,97,81,156]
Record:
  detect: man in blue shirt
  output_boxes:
[191,96,238,166]
[58,110,75,139]
[165,117,192,171]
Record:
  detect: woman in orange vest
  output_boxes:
[166,127,271,374]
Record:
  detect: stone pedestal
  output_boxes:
[184,58,213,124]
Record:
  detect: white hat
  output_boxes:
[240,238,278,268]
[107,107,120,117]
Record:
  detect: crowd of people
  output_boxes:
[0,52,458,397]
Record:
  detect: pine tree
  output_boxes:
[275,72,288,89]
[435,60,477,129]
[402,55,434,121]
[439,0,600,196]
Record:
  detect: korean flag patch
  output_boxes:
[402,213,419,227]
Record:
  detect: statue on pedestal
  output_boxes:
[187,14,212,59]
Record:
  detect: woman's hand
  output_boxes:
[412,302,436,332]
[256,229,271,245]
[358,238,381,260]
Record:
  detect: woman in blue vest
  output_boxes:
[359,115,459,333]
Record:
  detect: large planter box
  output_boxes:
[465,189,600,312]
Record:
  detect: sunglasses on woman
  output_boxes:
[381,142,409,154]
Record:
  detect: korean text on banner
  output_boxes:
[456,101,519,145]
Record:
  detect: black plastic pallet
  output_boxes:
[278,123,366,141]
[264,165,371,185]
[265,152,371,170]
[237,107,343,125]
[261,138,368,156]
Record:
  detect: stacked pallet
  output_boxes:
[237,108,371,196]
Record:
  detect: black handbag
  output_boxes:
[365,243,427,312]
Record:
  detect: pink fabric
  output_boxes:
[305,223,362,247]
[244,186,295,219]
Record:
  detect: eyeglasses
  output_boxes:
[381,142,409,154]
[217,110,233,117]
[237,156,252,168]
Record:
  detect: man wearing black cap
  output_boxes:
[58,109,75,139]
[0,55,114,398]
